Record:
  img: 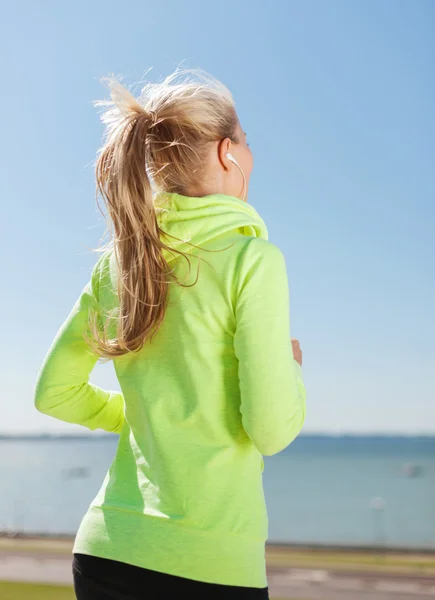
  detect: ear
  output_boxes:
[218,137,232,171]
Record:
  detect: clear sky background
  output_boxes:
[1,0,434,434]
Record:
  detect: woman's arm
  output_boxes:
[34,256,125,433]
[234,238,306,456]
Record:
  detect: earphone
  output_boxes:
[226,152,246,200]
[226,152,239,166]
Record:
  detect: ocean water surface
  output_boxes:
[1,435,434,548]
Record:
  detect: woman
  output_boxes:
[35,70,306,600]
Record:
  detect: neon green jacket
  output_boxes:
[35,193,306,588]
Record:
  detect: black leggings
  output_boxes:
[73,554,269,600]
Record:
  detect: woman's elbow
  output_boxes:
[252,405,306,457]
[34,376,68,417]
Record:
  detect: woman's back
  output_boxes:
[70,193,305,586]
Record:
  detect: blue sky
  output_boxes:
[1,0,434,433]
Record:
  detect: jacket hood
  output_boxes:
[156,193,268,262]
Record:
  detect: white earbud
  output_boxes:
[226,152,239,167]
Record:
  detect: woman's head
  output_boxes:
[98,70,252,202]
[91,69,250,358]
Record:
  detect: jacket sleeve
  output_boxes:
[234,239,306,456]
[34,255,125,433]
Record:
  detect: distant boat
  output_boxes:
[402,463,422,478]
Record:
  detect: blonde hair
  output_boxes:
[90,70,238,358]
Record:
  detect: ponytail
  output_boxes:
[91,81,170,357]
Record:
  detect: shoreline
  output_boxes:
[2,533,435,598]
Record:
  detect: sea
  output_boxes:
[1,435,434,549]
